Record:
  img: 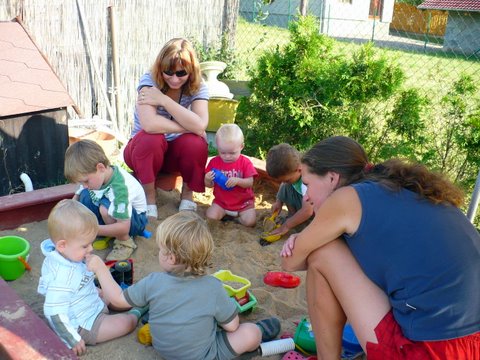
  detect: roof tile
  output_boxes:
[419,0,480,11]
[0,21,74,117]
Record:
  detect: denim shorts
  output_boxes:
[79,189,147,237]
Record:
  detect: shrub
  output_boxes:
[236,15,405,157]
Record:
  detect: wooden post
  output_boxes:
[108,5,124,138]
[300,0,308,16]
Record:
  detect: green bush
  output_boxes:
[236,15,405,157]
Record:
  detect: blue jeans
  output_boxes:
[79,189,147,237]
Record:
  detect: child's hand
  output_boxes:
[271,201,283,215]
[205,171,214,182]
[225,177,239,188]
[269,223,289,237]
[85,254,106,273]
[205,171,214,187]
[72,339,86,356]
[280,233,298,257]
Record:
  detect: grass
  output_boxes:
[232,17,480,99]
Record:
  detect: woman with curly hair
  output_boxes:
[281,136,480,359]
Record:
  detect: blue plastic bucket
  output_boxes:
[342,323,363,359]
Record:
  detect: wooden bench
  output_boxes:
[0,278,77,360]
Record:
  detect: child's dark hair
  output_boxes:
[266,143,301,178]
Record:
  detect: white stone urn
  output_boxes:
[200,61,234,99]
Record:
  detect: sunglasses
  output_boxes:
[163,69,189,77]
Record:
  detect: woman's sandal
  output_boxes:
[179,199,197,212]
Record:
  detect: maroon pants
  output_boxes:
[123,130,208,192]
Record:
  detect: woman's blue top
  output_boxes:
[344,181,480,341]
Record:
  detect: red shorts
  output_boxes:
[366,311,480,360]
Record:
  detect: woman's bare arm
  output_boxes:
[137,87,208,135]
[281,186,361,271]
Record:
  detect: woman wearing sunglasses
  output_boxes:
[124,38,209,218]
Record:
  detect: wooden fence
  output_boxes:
[0,0,238,141]
[390,3,447,37]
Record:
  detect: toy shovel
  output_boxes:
[263,210,280,233]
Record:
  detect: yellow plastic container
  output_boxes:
[206,98,239,132]
[212,270,251,299]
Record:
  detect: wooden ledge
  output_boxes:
[0,184,76,230]
[0,278,77,359]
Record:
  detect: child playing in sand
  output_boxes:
[37,199,148,356]
[265,143,314,236]
[64,139,148,261]
[87,211,281,359]
[204,124,258,227]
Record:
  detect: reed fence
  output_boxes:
[1,0,236,141]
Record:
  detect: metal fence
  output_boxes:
[234,0,480,223]
[235,0,479,77]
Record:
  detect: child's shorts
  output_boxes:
[366,310,480,360]
[78,306,109,345]
[215,330,238,360]
[79,190,147,237]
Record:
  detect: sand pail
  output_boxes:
[0,236,31,280]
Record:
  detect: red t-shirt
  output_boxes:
[206,155,258,211]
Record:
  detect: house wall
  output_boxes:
[240,0,394,38]
[0,109,69,196]
[444,12,480,54]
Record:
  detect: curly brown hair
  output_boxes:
[302,136,464,207]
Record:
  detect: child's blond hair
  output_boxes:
[64,139,110,182]
[48,199,98,243]
[266,143,301,178]
[215,124,244,145]
[155,212,214,276]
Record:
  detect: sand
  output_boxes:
[1,180,311,360]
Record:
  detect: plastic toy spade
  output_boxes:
[260,210,282,245]
[263,210,279,233]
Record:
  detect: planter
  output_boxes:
[200,61,233,99]
[207,98,239,132]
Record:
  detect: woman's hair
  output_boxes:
[48,199,98,243]
[64,140,110,182]
[266,143,301,178]
[302,136,464,207]
[215,123,244,145]
[151,38,201,96]
[155,211,214,276]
